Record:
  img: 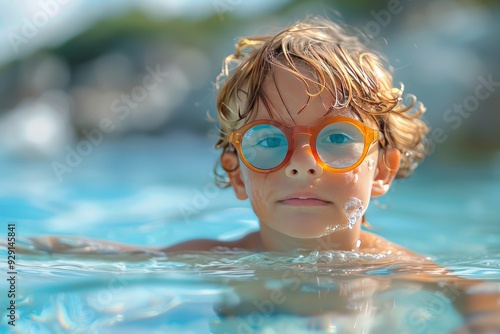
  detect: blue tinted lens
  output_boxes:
[241,124,288,170]
[316,122,365,169]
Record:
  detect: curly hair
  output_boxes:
[214,16,429,188]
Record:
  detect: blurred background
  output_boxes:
[0,0,499,250]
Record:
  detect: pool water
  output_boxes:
[1,131,500,333]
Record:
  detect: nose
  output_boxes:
[284,135,323,178]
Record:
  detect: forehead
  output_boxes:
[254,64,360,126]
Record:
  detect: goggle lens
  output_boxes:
[241,124,288,170]
[316,122,365,169]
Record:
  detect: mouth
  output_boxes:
[278,196,331,207]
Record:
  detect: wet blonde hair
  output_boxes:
[214,17,429,187]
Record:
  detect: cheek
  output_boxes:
[348,160,377,202]
[240,168,267,205]
[343,172,368,195]
[240,168,256,193]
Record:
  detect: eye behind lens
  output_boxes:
[241,124,288,170]
[316,122,366,169]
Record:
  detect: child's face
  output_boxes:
[223,65,399,240]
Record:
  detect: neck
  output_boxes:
[259,222,362,252]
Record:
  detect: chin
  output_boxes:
[273,219,337,239]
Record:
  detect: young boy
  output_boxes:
[167,19,500,330]
[165,16,428,255]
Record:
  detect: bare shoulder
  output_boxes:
[359,230,459,284]
[359,230,422,258]
[160,231,262,253]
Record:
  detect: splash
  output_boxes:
[344,197,365,229]
[320,197,366,235]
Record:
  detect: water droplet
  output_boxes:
[367,158,375,170]
[325,224,340,233]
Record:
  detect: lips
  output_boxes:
[277,192,331,206]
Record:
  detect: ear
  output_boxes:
[371,148,401,197]
[221,151,248,200]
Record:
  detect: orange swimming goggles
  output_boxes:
[228,116,380,173]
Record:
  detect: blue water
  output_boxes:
[1,131,500,333]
